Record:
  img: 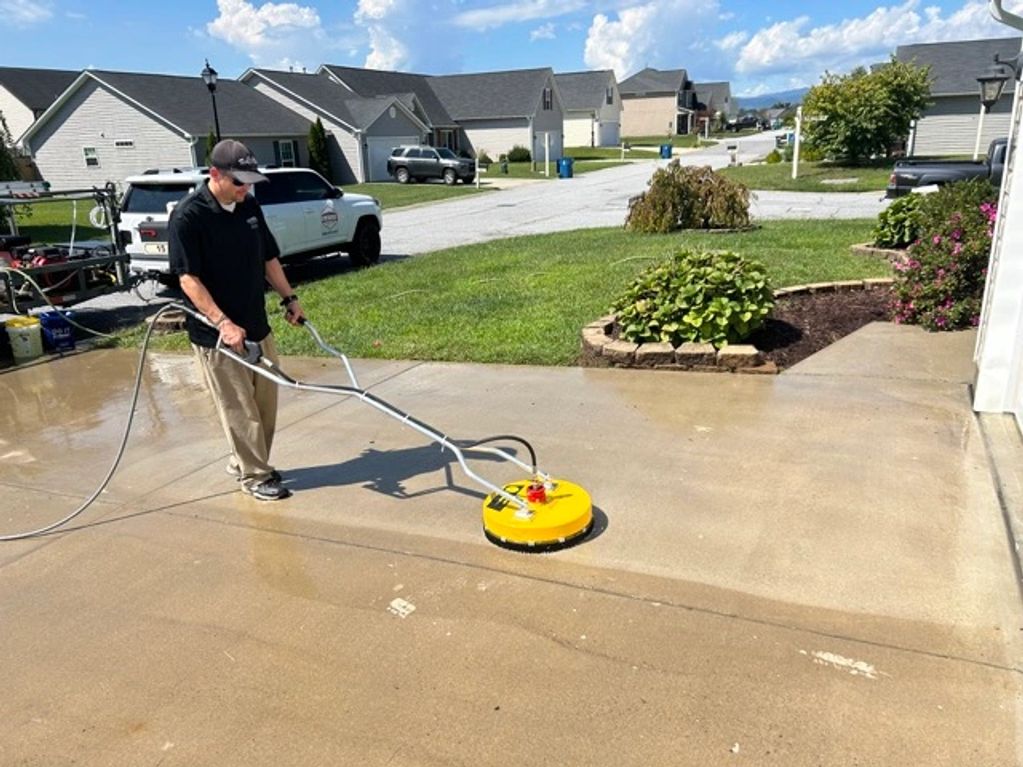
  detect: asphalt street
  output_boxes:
[380,131,889,257]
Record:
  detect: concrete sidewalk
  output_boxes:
[1,323,1020,765]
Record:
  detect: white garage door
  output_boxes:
[598,121,620,147]
[366,136,418,182]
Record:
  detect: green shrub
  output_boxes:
[873,194,923,248]
[476,150,493,165]
[625,161,751,233]
[892,179,997,330]
[765,149,782,164]
[507,145,531,162]
[610,248,774,347]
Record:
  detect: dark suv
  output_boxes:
[386,145,475,185]
[725,114,761,132]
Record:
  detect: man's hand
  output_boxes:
[219,318,246,353]
[284,299,306,326]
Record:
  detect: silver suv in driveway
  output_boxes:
[386,145,475,185]
[119,167,382,280]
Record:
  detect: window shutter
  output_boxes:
[273,141,281,166]
[292,140,300,167]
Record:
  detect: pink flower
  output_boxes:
[932,235,942,245]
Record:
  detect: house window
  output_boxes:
[542,87,552,111]
[83,147,98,167]
[605,87,613,106]
[114,139,134,148]
[278,141,295,167]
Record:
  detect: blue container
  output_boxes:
[38,310,75,352]
[557,157,574,179]
[659,143,673,159]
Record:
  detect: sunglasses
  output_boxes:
[226,174,250,187]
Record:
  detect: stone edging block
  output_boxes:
[580,279,894,374]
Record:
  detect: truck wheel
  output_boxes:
[349,219,381,267]
[395,167,410,184]
[443,168,456,185]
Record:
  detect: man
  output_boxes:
[168,139,304,501]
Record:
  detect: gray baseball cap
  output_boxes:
[209,139,268,184]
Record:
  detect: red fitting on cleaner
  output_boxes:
[526,482,547,504]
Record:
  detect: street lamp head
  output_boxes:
[978,62,1012,109]
[201,59,218,93]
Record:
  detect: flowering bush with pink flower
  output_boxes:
[891,179,997,330]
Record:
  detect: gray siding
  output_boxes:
[0,87,35,143]
[912,94,1013,156]
[250,80,360,184]
[531,74,564,160]
[28,80,192,190]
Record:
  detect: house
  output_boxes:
[0,66,78,142]
[618,67,698,137]
[427,67,565,162]
[895,37,1022,156]
[554,70,621,147]
[21,70,312,190]
[319,65,461,153]
[242,68,430,183]
[693,81,734,131]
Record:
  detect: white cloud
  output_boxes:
[1,0,52,26]
[736,1,1017,77]
[583,0,721,80]
[206,0,323,67]
[530,22,556,41]
[354,0,466,72]
[454,0,586,31]
[716,30,748,52]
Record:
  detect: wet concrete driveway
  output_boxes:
[1,324,1020,765]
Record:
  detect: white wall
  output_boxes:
[460,119,530,159]
[27,80,193,190]
[0,86,35,143]
[564,112,594,147]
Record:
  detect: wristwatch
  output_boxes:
[279,294,298,307]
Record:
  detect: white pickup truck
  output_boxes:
[118,167,382,281]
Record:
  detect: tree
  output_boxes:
[802,57,931,165]
[204,130,218,166]
[0,111,20,181]
[308,117,332,182]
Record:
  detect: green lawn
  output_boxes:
[120,220,889,365]
[9,200,109,243]
[719,161,892,192]
[343,182,486,210]
[564,145,659,160]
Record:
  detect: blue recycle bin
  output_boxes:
[557,157,574,179]
[38,310,76,352]
[659,143,673,159]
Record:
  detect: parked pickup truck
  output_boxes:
[885,138,1007,198]
[119,167,382,281]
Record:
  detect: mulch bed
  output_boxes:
[747,288,894,369]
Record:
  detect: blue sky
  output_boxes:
[3,0,1022,96]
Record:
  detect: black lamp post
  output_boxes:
[979,62,1012,109]
[973,61,1013,159]
[201,59,221,143]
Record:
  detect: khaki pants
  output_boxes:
[194,333,279,485]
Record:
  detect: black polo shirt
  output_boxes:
[168,181,281,348]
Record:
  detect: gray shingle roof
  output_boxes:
[619,67,687,96]
[89,70,311,137]
[554,70,613,111]
[694,81,731,111]
[320,65,456,126]
[895,36,1022,96]
[0,67,78,113]
[427,68,553,120]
